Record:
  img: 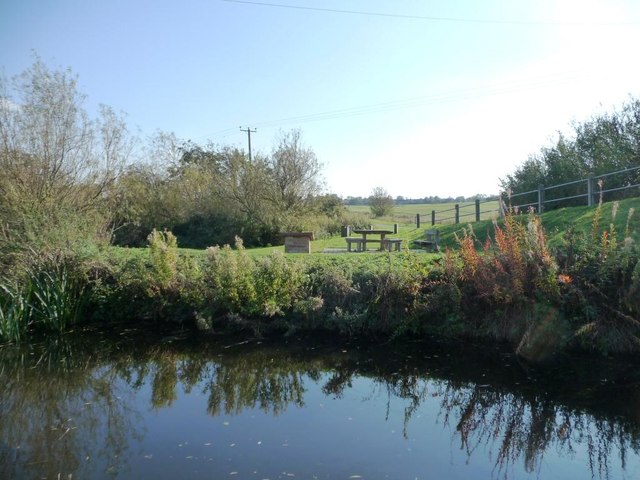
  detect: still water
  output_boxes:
[1,329,640,479]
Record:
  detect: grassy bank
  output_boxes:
[1,199,639,361]
[101,198,638,259]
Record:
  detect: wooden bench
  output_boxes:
[346,237,365,252]
[414,229,439,252]
[382,238,403,252]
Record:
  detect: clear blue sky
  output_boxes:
[2,0,640,198]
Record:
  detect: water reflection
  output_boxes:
[0,336,142,478]
[1,331,640,479]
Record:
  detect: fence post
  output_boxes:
[587,174,594,207]
[416,214,420,228]
[431,210,436,226]
[475,199,480,222]
[455,204,460,224]
[393,223,398,234]
[537,185,545,213]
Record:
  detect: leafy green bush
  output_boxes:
[147,229,178,290]
[254,251,306,317]
[205,238,258,318]
[201,237,307,332]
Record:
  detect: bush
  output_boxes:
[148,229,178,290]
[202,237,306,331]
[562,201,640,353]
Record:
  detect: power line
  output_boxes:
[222,0,640,26]
[211,71,587,136]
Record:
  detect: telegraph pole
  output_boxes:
[239,126,256,161]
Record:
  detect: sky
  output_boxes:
[2,0,640,199]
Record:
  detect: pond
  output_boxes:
[1,328,640,479]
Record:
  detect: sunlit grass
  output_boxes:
[347,201,500,224]
[104,197,639,262]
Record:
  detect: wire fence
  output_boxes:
[416,165,640,227]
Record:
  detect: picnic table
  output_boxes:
[347,229,394,252]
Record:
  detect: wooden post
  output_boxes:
[475,199,480,222]
[431,210,436,226]
[455,204,460,224]
[587,174,594,207]
[538,184,545,213]
[393,223,398,234]
[416,214,420,228]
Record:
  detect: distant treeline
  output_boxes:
[344,194,499,206]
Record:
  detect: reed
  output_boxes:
[0,252,89,342]
[0,282,30,342]
[27,261,88,332]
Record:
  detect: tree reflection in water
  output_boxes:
[439,383,640,479]
[1,331,639,479]
[0,335,142,479]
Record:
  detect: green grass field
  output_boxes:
[347,201,500,225]
[107,197,639,261]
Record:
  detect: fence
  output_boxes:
[416,165,640,227]
[415,199,500,228]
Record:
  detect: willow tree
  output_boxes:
[0,57,134,256]
[269,129,322,214]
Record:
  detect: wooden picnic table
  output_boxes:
[351,229,394,251]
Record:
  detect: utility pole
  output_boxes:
[239,126,256,161]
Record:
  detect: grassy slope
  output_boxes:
[107,197,639,261]
[434,197,640,251]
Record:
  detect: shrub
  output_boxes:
[563,200,640,353]
[448,213,559,316]
[254,251,305,317]
[205,237,258,319]
[147,229,178,290]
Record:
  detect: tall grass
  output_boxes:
[27,260,88,332]
[0,282,30,343]
[0,252,89,342]
[562,197,640,353]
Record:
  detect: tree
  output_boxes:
[111,129,328,248]
[269,129,322,213]
[501,96,640,209]
[0,56,133,253]
[216,148,276,237]
[369,187,394,217]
